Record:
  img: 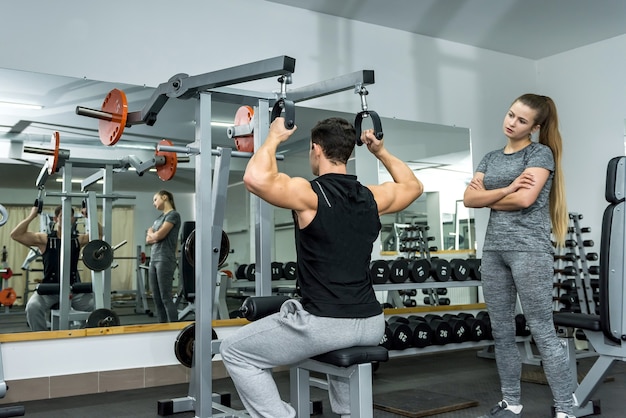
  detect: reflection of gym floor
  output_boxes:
[9,348,626,417]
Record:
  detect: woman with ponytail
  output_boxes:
[146,190,181,323]
[464,94,574,418]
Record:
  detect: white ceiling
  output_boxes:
[267,0,626,60]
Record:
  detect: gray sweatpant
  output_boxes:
[220,299,385,418]
[26,292,94,331]
[481,251,574,414]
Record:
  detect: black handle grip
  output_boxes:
[271,98,296,129]
[354,110,384,146]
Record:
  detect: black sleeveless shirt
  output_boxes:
[293,173,382,318]
[41,231,81,284]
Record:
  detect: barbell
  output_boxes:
[23,131,69,175]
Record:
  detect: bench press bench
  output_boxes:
[240,296,388,417]
[553,156,626,417]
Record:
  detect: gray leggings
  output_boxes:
[481,251,573,414]
[148,261,178,322]
[220,299,384,418]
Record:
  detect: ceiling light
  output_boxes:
[0,101,43,110]
[210,121,232,127]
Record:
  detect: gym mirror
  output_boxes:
[0,67,472,334]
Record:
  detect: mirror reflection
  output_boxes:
[0,67,473,334]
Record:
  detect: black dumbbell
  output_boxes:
[421,288,447,295]
[388,258,409,283]
[430,258,451,282]
[442,314,470,343]
[271,261,284,281]
[554,253,577,262]
[283,261,297,280]
[554,266,577,276]
[449,259,470,281]
[370,260,390,284]
[466,258,482,280]
[476,311,492,339]
[245,263,256,281]
[423,296,450,305]
[421,314,453,345]
[586,253,598,261]
[456,313,486,341]
[379,323,393,349]
[408,258,431,283]
[235,264,248,280]
[386,317,412,350]
[406,317,433,348]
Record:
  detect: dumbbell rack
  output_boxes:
[553,213,598,315]
[377,224,481,308]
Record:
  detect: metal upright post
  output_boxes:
[195,92,214,418]
[253,99,273,296]
[102,164,114,309]
[58,162,73,330]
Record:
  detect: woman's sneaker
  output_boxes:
[478,400,522,417]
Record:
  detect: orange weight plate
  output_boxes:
[0,288,16,307]
[99,88,128,146]
[48,131,61,175]
[156,139,177,181]
[233,105,254,152]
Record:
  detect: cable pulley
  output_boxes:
[354,85,383,145]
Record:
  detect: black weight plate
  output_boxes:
[174,323,218,368]
[83,240,114,272]
[185,230,230,268]
[86,308,120,328]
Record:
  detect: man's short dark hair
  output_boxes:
[311,117,356,165]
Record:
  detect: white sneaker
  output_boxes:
[555,413,576,418]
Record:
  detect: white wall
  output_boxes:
[537,35,626,244]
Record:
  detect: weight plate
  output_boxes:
[99,88,128,146]
[184,229,230,268]
[86,308,120,328]
[48,131,61,175]
[233,106,254,152]
[0,203,7,227]
[82,240,114,272]
[0,288,16,306]
[0,267,12,280]
[174,323,218,368]
[156,139,177,181]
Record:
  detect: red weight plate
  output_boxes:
[48,131,60,175]
[233,106,254,152]
[99,88,128,146]
[0,288,16,306]
[156,139,177,181]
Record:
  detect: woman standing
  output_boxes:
[464,94,574,418]
[146,190,181,323]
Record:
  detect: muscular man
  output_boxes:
[11,205,100,331]
[220,117,423,417]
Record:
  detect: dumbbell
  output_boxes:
[588,265,600,275]
[245,263,256,281]
[586,253,598,261]
[423,296,450,305]
[449,259,470,281]
[403,299,417,307]
[466,258,482,280]
[554,253,577,262]
[386,318,413,350]
[235,264,248,280]
[515,313,531,336]
[283,261,297,280]
[554,266,577,276]
[370,260,390,284]
[476,311,492,339]
[456,313,487,341]
[441,314,470,343]
[270,262,284,281]
[408,258,431,283]
[379,323,393,350]
[421,314,453,345]
[404,316,434,348]
[388,258,409,283]
[430,258,451,282]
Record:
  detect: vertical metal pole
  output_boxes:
[58,162,73,330]
[102,165,113,309]
[253,99,273,296]
[195,92,213,418]
[86,190,104,309]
